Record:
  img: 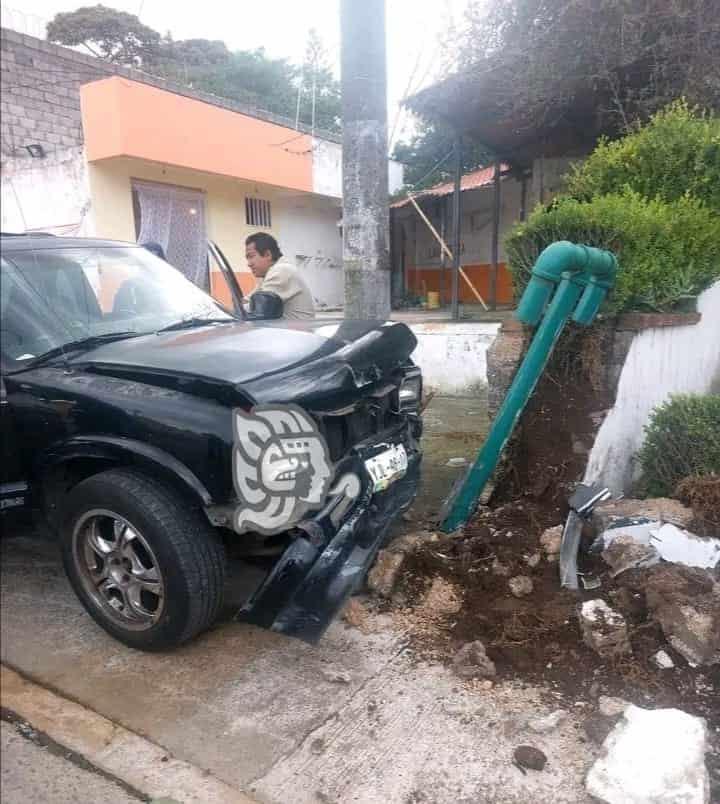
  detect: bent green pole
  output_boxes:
[441,241,617,533]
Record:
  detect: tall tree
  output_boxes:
[46,4,160,66]
[446,0,720,132]
[46,6,342,134]
[392,122,491,191]
[296,29,342,133]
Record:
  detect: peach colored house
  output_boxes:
[0,30,404,309]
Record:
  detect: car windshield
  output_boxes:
[1,245,236,368]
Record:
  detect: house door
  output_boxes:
[132,180,209,291]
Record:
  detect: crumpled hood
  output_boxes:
[69,320,417,403]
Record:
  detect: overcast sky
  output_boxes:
[2,0,469,147]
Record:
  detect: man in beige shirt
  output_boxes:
[244,233,315,320]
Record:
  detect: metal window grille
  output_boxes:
[245,197,272,228]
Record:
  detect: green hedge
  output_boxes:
[638,394,720,497]
[566,101,720,211]
[505,191,720,313]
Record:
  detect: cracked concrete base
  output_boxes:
[2,535,595,803]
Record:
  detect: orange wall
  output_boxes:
[81,77,314,193]
[210,269,257,310]
[405,263,514,305]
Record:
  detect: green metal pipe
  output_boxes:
[440,241,617,533]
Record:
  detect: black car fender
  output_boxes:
[37,435,213,512]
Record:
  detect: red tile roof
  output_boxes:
[391,163,509,208]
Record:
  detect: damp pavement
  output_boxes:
[1,396,596,804]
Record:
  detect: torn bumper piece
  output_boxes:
[237,449,421,644]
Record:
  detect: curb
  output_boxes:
[1,664,258,804]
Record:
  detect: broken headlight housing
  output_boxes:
[396,366,422,413]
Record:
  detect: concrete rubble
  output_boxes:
[508,575,534,598]
[652,650,675,670]
[585,705,710,804]
[591,498,694,535]
[539,525,563,561]
[601,529,661,576]
[452,640,497,680]
[645,565,720,667]
[580,599,632,658]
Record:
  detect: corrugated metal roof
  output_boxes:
[391,163,509,208]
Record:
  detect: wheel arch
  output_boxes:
[37,436,213,521]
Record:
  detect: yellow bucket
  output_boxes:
[427,291,440,309]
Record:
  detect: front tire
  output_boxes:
[60,468,225,651]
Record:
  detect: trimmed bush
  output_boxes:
[505,191,720,313]
[638,394,720,497]
[566,101,720,211]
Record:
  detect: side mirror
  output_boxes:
[246,291,283,320]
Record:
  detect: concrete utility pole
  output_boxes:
[340,0,391,320]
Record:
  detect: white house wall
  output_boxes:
[311,138,404,199]
[584,281,720,494]
[1,146,94,236]
[273,195,344,309]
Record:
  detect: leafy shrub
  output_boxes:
[638,394,720,497]
[566,101,720,211]
[505,191,720,312]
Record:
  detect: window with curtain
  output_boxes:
[132,180,208,291]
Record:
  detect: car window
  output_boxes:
[1,246,235,367]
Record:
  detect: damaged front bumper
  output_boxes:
[237,437,421,643]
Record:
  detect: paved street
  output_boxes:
[1,720,141,804]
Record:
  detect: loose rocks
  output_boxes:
[580,599,632,658]
[645,565,720,666]
[452,640,497,680]
[509,576,534,598]
[540,525,563,560]
[513,745,547,772]
[367,550,405,598]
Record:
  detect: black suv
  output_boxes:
[1,235,422,649]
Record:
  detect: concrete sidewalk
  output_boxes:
[1,530,594,804]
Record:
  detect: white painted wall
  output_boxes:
[584,281,720,494]
[273,194,344,309]
[410,323,501,395]
[1,146,95,236]
[311,138,404,199]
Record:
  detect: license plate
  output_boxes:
[364,444,408,493]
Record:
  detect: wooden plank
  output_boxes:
[407,194,489,311]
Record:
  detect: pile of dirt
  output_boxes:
[676,473,720,536]
[385,500,719,795]
[492,325,615,510]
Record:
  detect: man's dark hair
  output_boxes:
[246,232,282,262]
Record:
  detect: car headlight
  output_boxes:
[397,367,422,413]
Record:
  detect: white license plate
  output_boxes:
[364,444,408,493]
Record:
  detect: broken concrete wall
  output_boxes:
[1,146,94,236]
[585,280,720,495]
[411,322,501,396]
